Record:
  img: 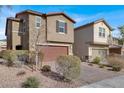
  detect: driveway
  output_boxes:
[44,62,124,87]
[82,75,124,88]
[79,62,124,85]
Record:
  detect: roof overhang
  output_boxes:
[46,12,76,23]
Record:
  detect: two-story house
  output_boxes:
[5,10,75,62]
[73,19,113,62]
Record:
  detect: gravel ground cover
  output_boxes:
[0,59,124,88]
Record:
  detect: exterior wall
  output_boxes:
[6,20,12,49]
[11,21,21,50]
[93,21,111,44]
[16,14,29,50]
[47,15,74,43]
[28,14,46,51]
[73,25,94,59]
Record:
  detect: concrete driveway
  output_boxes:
[79,62,124,85]
[82,75,124,88]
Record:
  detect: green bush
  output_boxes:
[0,50,4,58]
[99,64,104,68]
[41,65,51,72]
[93,56,101,64]
[22,77,39,88]
[112,66,121,72]
[2,50,17,66]
[1,50,29,66]
[56,55,81,81]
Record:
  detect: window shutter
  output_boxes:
[65,23,67,33]
[56,20,59,32]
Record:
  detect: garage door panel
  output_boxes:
[40,46,68,62]
[92,49,107,59]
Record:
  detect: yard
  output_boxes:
[0,58,124,88]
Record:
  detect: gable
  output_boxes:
[94,21,111,31]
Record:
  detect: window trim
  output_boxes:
[35,16,41,29]
[99,27,105,38]
[56,20,67,34]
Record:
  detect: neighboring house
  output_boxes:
[109,37,124,55]
[0,39,7,51]
[112,37,119,45]
[73,19,113,62]
[5,10,75,62]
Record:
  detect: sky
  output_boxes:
[0,5,124,40]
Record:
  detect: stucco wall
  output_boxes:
[6,20,12,49]
[11,21,21,50]
[28,14,46,51]
[47,15,74,43]
[16,14,29,50]
[73,24,94,59]
[93,21,111,44]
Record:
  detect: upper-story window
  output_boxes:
[99,27,105,38]
[23,20,26,32]
[56,20,67,34]
[35,16,41,28]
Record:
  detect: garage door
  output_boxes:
[40,45,68,62]
[92,49,107,60]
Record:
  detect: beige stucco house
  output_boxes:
[73,19,113,62]
[5,10,75,62]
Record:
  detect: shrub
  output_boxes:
[99,64,104,68]
[16,50,29,62]
[41,65,51,72]
[88,63,93,66]
[0,50,4,58]
[56,55,81,81]
[2,50,17,66]
[112,66,121,72]
[22,77,39,88]
[92,56,101,64]
[107,54,124,71]
[17,70,26,76]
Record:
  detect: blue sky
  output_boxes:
[0,5,124,40]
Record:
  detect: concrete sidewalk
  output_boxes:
[82,75,124,88]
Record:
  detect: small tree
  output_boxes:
[118,26,124,45]
[30,23,45,71]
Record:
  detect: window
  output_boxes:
[35,16,41,28]
[99,27,105,37]
[23,20,26,32]
[56,20,67,33]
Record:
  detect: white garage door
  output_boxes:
[92,49,107,60]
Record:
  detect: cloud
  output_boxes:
[70,12,104,27]
[0,6,16,40]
